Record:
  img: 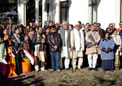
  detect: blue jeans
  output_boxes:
[50,51,60,70]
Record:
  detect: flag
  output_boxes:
[23,49,35,65]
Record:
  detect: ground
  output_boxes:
[0,68,122,86]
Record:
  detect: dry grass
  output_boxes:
[1,68,122,86]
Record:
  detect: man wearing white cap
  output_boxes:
[70,21,85,71]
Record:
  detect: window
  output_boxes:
[60,1,69,24]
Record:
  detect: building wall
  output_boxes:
[44,0,89,25]
[69,0,89,25]
[42,0,120,28]
[97,0,120,29]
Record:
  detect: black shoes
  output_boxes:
[88,68,97,71]
[88,68,92,70]
[92,68,97,71]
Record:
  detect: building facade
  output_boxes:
[17,0,121,29]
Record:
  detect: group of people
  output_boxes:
[0,20,122,78]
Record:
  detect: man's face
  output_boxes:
[56,23,60,28]
[51,28,56,33]
[86,24,90,27]
[75,24,81,30]
[49,22,53,26]
[47,21,50,25]
[109,24,113,29]
[95,26,100,31]
[81,24,85,28]
[90,25,95,31]
[63,22,68,29]
[84,26,89,32]
[120,23,122,28]
[69,26,73,31]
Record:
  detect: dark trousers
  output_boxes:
[50,51,60,70]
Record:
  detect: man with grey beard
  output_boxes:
[58,21,71,70]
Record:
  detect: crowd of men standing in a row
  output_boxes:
[0,21,122,77]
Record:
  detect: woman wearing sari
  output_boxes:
[6,40,17,76]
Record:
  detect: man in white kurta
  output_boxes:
[71,23,85,71]
[58,21,71,69]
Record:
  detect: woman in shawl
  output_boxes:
[99,32,115,71]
